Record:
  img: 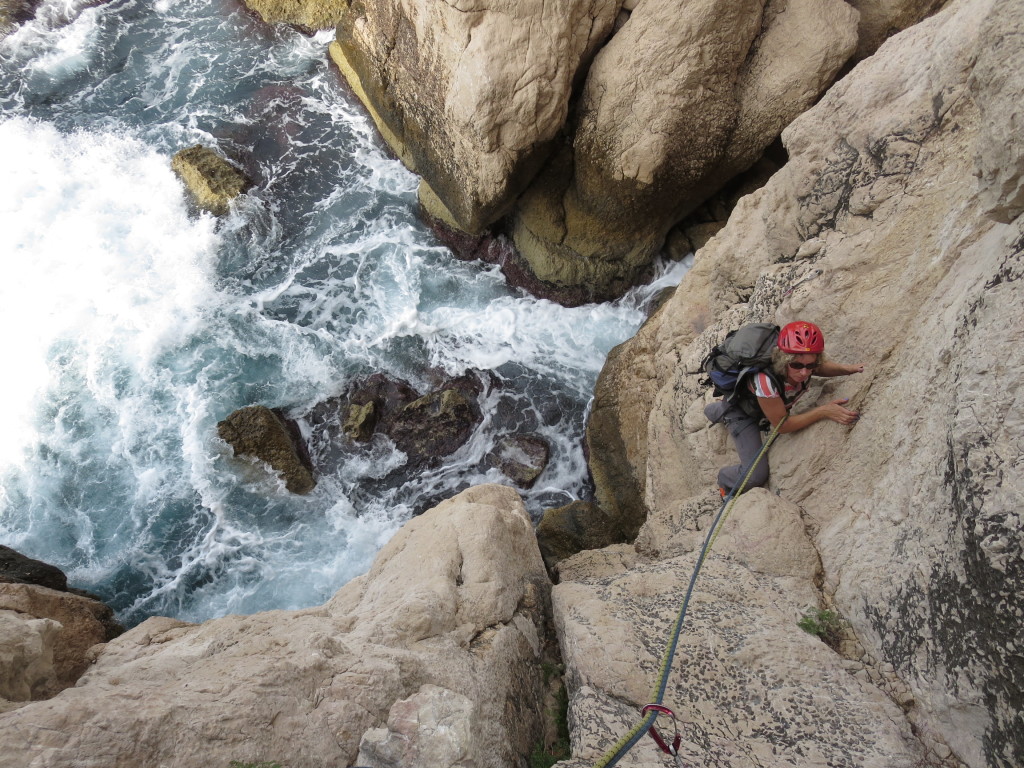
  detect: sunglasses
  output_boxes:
[788,361,820,370]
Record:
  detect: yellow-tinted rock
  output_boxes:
[171,145,251,216]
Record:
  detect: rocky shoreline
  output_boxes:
[2,0,1022,766]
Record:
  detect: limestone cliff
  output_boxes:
[320,0,946,304]
[579,0,1022,765]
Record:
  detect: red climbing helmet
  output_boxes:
[778,321,825,353]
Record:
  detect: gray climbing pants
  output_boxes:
[705,400,770,493]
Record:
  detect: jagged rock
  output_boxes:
[535,501,622,574]
[0,486,556,768]
[385,389,480,464]
[582,0,1023,763]
[0,0,36,34]
[0,545,67,592]
[343,399,377,442]
[329,0,620,234]
[241,0,348,31]
[510,0,859,303]
[170,144,252,216]
[343,373,421,435]
[486,434,549,488]
[0,583,122,701]
[217,405,316,493]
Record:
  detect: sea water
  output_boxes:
[0,0,689,626]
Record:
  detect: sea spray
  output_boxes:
[0,0,691,626]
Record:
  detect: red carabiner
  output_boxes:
[641,704,682,756]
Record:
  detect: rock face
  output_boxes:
[0,485,556,768]
[535,500,622,574]
[242,0,349,30]
[0,583,121,703]
[330,0,621,234]
[847,0,950,59]
[580,0,1023,765]
[553,491,929,768]
[511,0,860,303]
[217,405,316,493]
[171,144,252,216]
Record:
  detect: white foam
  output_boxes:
[0,117,218,468]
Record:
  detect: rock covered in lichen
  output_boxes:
[171,145,252,216]
[217,405,315,494]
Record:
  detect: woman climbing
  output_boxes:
[704,320,863,495]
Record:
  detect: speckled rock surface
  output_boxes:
[581,0,1023,764]
[551,490,926,768]
[0,485,555,768]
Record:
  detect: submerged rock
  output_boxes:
[386,388,480,465]
[217,405,316,494]
[171,145,252,216]
[485,434,550,489]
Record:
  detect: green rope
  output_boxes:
[590,416,788,768]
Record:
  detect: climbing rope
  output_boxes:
[590,416,788,768]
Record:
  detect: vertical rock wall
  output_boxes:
[580,0,1023,764]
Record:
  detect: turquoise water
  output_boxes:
[0,0,688,626]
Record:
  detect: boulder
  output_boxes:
[217,405,316,493]
[509,0,859,303]
[0,485,556,768]
[535,500,623,574]
[485,434,550,488]
[241,0,349,31]
[170,145,252,216]
[0,583,122,701]
[329,0,621,234]
[385,389,481,464]
[581,0,1023,763]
